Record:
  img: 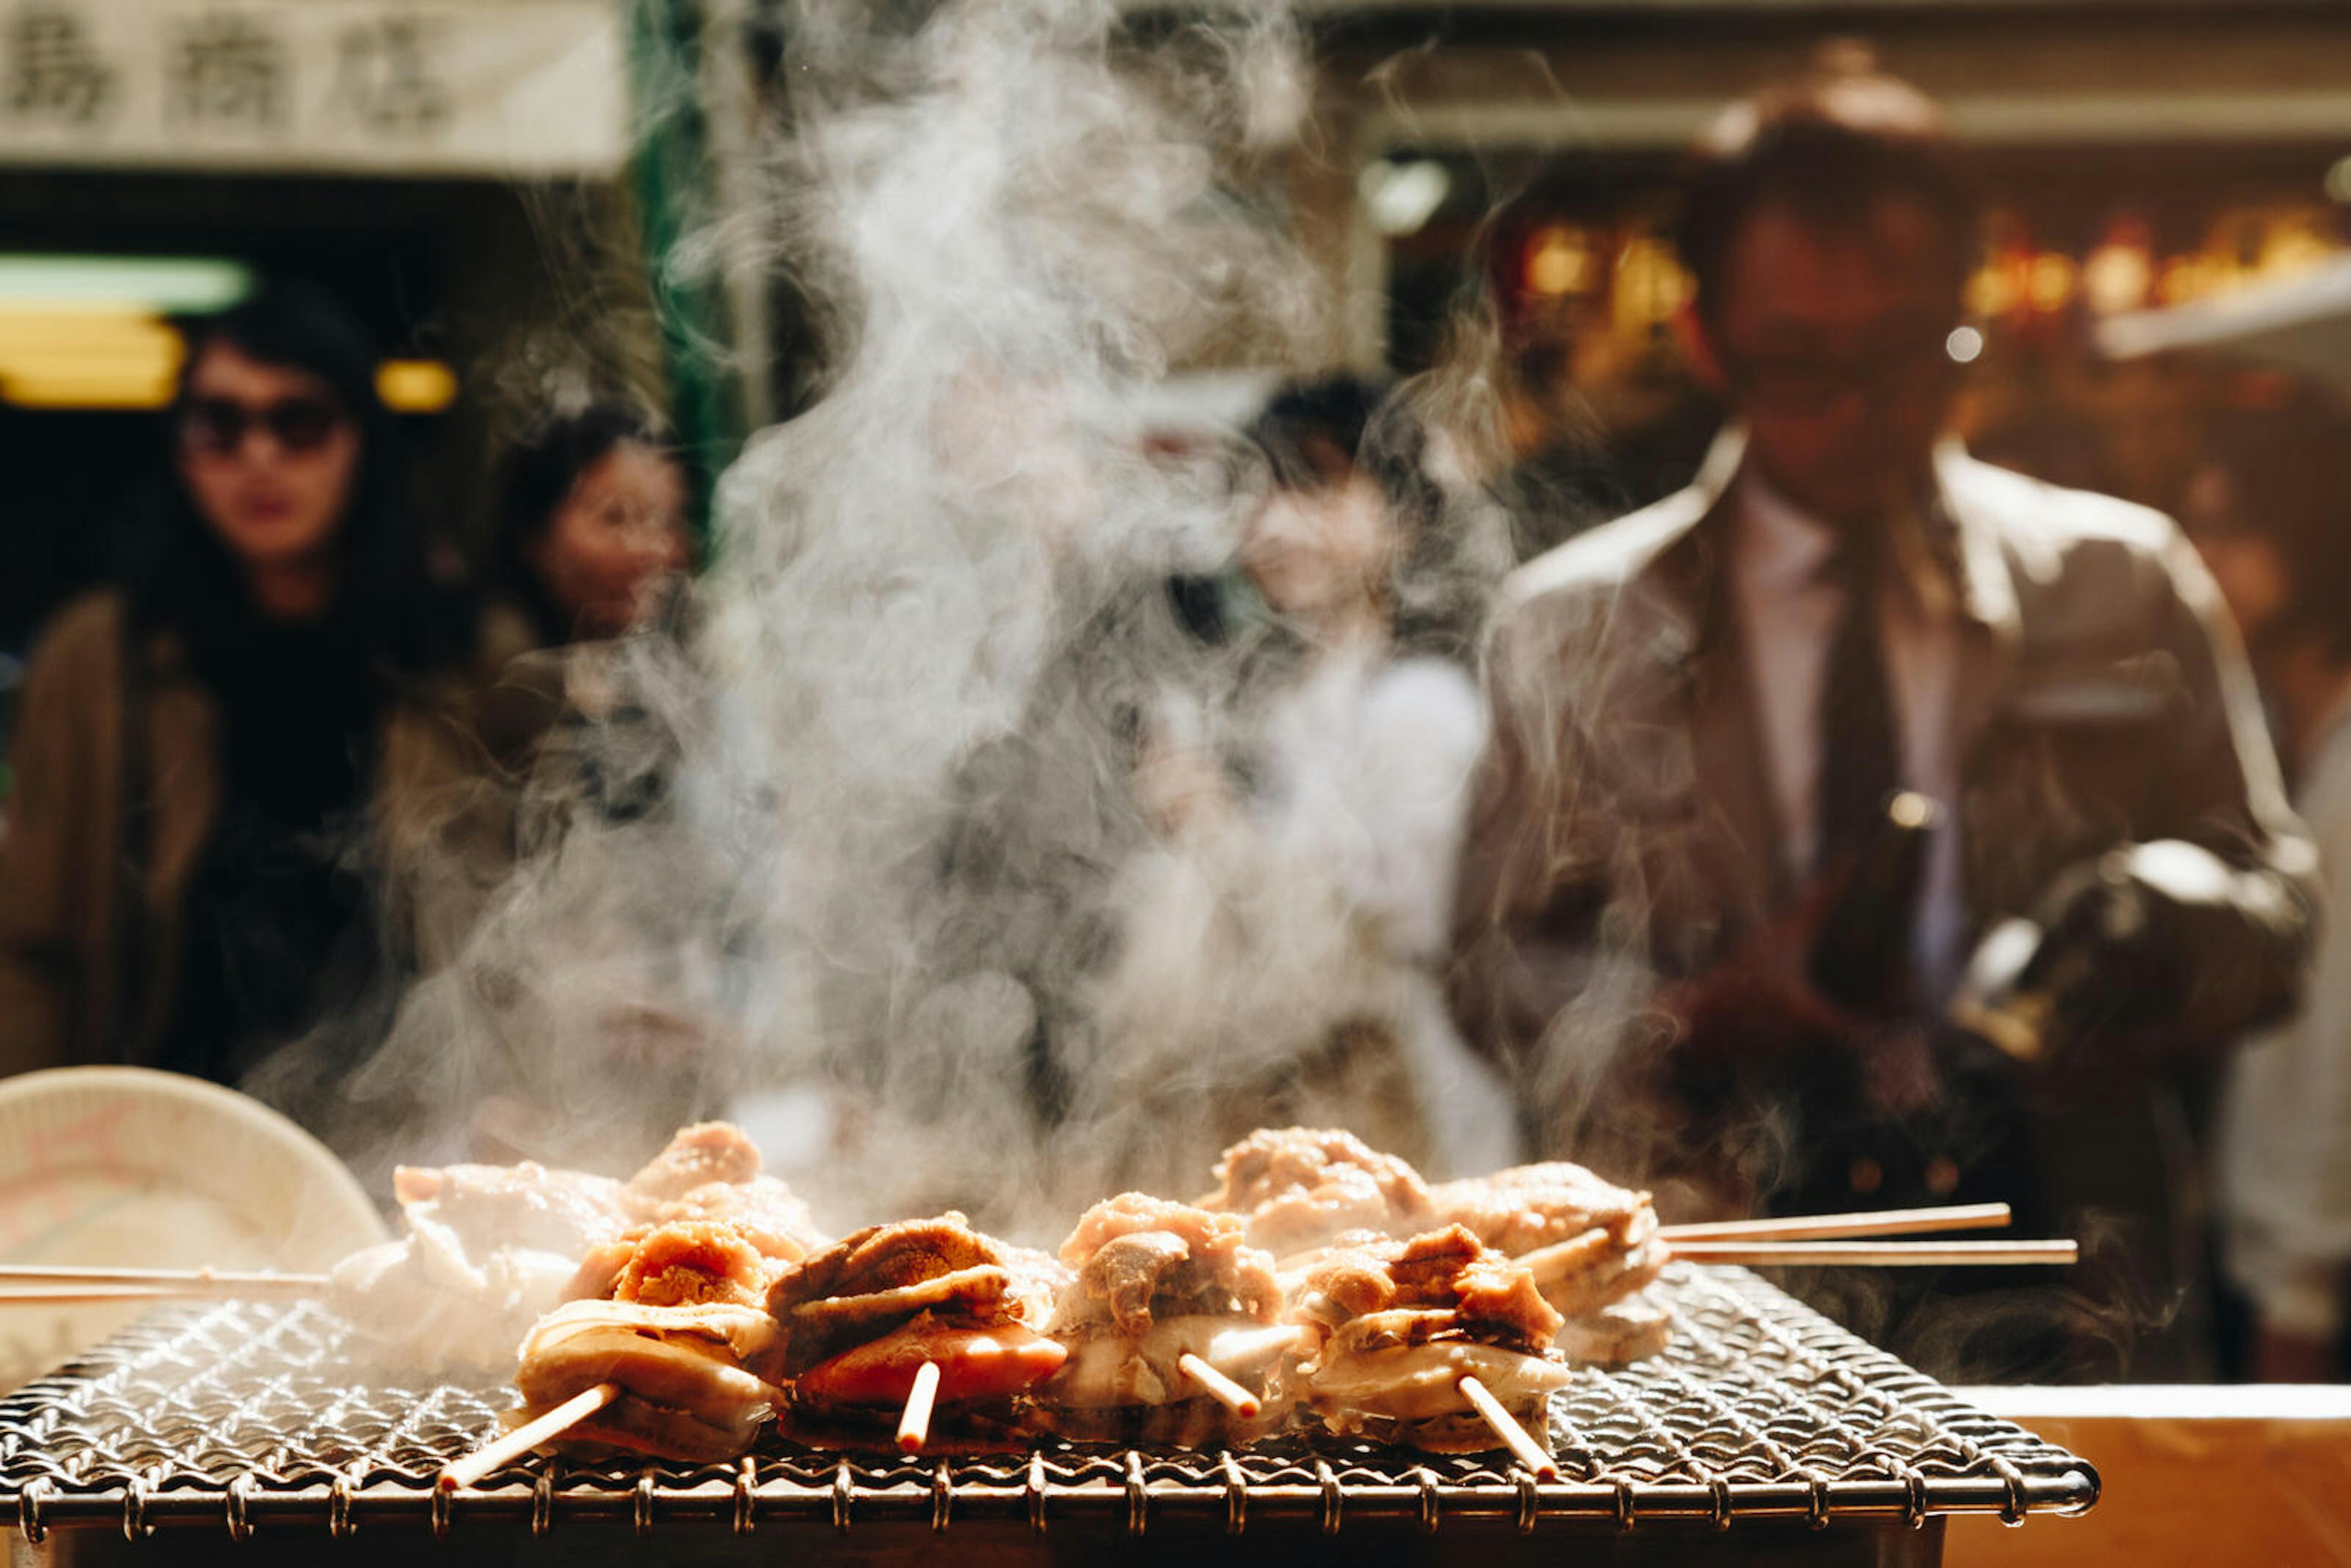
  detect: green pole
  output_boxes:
[625,0,744,544]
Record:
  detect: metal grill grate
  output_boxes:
[0,1263,2096,1542]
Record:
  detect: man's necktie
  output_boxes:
[1815,536,1903,874]
[1806,533,1929,1019]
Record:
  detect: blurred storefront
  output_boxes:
[13,0,2349,646]
[1291,0,2351,521]
[0,0,645,650]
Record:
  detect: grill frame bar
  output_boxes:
[1,1263,2100,1544]
[10,1469,2093,1541]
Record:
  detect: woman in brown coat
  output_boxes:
[0,283,512,1094]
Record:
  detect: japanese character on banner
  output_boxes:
[336,14,449,138]
[169,12,288,129]
[4,2,117,126]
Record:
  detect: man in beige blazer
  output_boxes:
[1450,51,2314,1378]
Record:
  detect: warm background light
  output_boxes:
[0,307,186,410]
[0,258,460,413]
[0,254,251,410]
[1523,225,1595,297]
[376,359,461,414]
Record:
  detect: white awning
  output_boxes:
[2098,257,2351,387]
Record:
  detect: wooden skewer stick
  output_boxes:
[1666,1239,2077,1267]
[440,1382,623,1491]
[0,1265,329,1289]
[1659,1204,2011,1244]
[1176,1352,1262,1420]
[1458,1375,1558,1480]
[0,1285,307,1305]
[896,1360,943,1454]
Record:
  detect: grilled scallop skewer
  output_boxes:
[1034,1193,1315,1445]
[1203,1128,2058,1371]
[1288,1226,1570,1467]
[1200,1131,1671,1366]
[1430,1161,1671,1362]
[765,1214,1069,1452]
[460,1219,792,1477]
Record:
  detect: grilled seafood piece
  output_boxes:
[1199,1127,1436,1255]
[625,1120,767,1204]
[1431,1161,1652,1258]
[511,1220,789,1461]
[1443,1166,1668,1341]
[766,1214,1067,1440]
[1038,1193,1308,1443]
[337,1160,634,1373]
[1289,1226,1572,1454]
[342,1123,822,1372]
[1209,1132,1672,1367]
[389,1161,634,1261]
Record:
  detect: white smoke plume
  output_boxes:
[299,0,1519,1244]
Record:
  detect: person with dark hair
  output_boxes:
[2191,392,2351,1382]
[0,281,501,1095]
[475,401,695,838]
[493,402,691,649]
[1101,374,1515,1178]
[1450,48,2314,1380]
[1242,373,1499,664]
[329,405,703,1182]
[1239,375,1423,656]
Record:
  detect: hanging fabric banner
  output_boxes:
[0,0,625,176]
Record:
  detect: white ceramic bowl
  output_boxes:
[0,1066,388,1389]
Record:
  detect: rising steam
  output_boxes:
[276,0,1518,1243]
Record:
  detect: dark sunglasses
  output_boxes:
[178,396,348,456]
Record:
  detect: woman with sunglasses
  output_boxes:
[0,282,497,1100]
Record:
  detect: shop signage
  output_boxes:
[0,0,625,176]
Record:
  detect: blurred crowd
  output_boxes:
[5,47,2351,1390]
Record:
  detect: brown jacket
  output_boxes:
[1450,436,2314,1368]
[0,590,533,1078]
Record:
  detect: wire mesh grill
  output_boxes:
[0,1262,2096,1542]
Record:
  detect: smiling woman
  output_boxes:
[492,403,692,648]
[0,281,506,1125]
